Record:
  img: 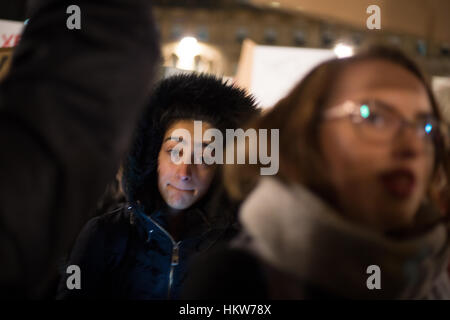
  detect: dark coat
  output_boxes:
[57,204,236,299]
[0,0,160,298]
[180,238,339,300]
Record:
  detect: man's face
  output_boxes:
[157,120,216,213]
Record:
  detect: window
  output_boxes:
[321,30,334,48]
[264,28,277,45]
[416,40,427,56]
[293,30,306,46]
[196,26,209,42]
[440,44,450,57]
[236,27,249,43]
[171,24,183,41]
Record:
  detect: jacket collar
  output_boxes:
[239,177,450,299]
[130,204,225,242]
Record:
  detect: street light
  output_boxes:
[175,36,201,70]
[334,43,354,58]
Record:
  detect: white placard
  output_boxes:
[249,46,335,108]
[0,19,25,48]
[433,77,450,122]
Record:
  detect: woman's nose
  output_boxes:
[393,126,423,158]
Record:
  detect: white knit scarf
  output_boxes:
[239,177,450,299]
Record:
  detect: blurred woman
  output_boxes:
[183,46,450,299]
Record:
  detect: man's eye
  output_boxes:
[194,154,204,163]
[169,148,183,158]
[192,153,213,166]
[202,156,214,165]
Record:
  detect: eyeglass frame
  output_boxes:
[322,99,445,147]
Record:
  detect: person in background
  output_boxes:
[57,73,259,299]
[0,0,160,298]
[183,46,450,299]
[94,166,127,215]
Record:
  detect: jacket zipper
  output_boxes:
[147,215,181,299]
[168,243,179,299]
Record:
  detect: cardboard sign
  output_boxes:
[235,40,335,108]
[0,47,13,81]
[0,19,24,48]
[433,77,450,123]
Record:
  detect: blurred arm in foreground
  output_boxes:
[0,0,160,298]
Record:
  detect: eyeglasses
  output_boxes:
[323,99,442,145]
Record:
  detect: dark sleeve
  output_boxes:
[0,0,160,298]
[181,246,268,300]
[56,217,107,300]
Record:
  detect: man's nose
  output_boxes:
[176,162,192,182]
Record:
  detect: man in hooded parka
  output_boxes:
[57,73,259,299]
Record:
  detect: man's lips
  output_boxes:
[379,169,416,199]
[168,184,195,192]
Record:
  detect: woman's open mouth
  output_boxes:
[379,169,416,199]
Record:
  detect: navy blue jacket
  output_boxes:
[57,204,234,299]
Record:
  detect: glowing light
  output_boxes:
[425,123,433,134]
[334,43,354,58]
[360,104,370,118]
[175,37,201,71]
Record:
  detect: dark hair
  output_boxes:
[123,73,259,215]
[225,45,449,214]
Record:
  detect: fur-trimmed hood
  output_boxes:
[123,73,259,215]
